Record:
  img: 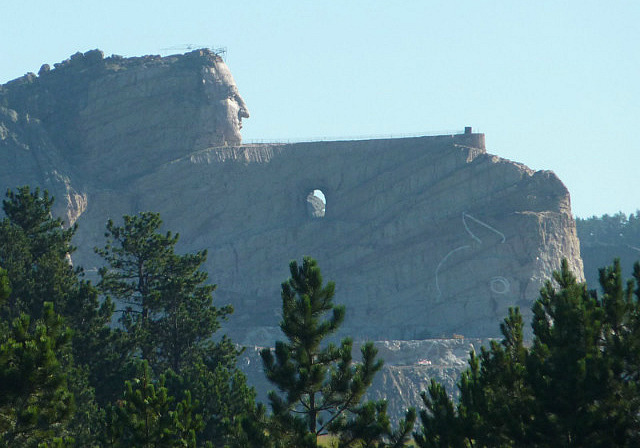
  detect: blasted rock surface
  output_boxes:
[123,136,583,343]
[1,49,249,188]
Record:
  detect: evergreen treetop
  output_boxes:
[260,257,393,447]
[0,302,75,447]
[96,211,232,373]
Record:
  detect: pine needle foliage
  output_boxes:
[0,303,74,447]
[96,211,232,373]
[415,259,640,447]
[261,257,385,447]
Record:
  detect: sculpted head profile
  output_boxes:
[19,49,251,182]
[201,56,250,146]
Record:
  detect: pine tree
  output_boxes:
[154,250,232,372]
[0,302,75,447]
[526,260,608,446]
[0,187,115,442]
[414,379,466,448]
[415,259,640,447]
[462,308,532,447]
[171,356,257,447]
[0,186,115,366]
[414,313,533,447]
[335,400,416,448]
[0,186,79,321]
[0,267,9,304]
[110,360,205,448]
[96,212,178,365]
[593,259,640,445]
[96,212,232,373]
[96,212,257,446]
[260,257,385,447]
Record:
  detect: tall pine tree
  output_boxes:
[527,260,609,446]
[96,211,257,446]
[96,211,232,372]
[0,187,116,441]
[0,186,113,330]
[260,257,385,447]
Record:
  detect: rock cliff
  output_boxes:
[1,50,584,419]
[106,135,581,344]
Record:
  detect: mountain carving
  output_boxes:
[0,49,584,419]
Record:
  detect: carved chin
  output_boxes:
[216,100,243,145]
[230,115,241,135]
[220,119,242,145]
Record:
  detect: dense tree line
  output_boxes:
[576,211,640,287]
[577,211,640,247]
[2,186,640,446]
[0,187,256,447]
[415,259,640,447]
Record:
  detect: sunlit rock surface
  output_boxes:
[112,134,582,343]
[1,50,584,421]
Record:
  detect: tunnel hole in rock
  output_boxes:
[306,189,326,218]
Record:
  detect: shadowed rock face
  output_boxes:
[115,137,583,343]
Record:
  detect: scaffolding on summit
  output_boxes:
[159,45,227,59]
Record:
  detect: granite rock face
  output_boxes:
[98,135,581,344]
[1,50,584,419]
[0,50,584,341]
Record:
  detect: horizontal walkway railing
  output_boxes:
[242,128,473,144]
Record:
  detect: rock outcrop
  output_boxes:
[240,338,490,421]
[1,50,584,420]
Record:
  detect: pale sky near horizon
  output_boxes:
[1,1,638,218]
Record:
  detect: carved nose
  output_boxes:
[239,108,250,119]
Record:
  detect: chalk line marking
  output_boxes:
[462,212,506,244]
[435,245,472,299]
[435,212,507,299]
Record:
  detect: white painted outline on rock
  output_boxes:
[462,212,506,244]
[489,276,511,294]
[435,245,472,299]
[435,212,507,299]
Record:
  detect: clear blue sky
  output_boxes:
[1,1,638,218]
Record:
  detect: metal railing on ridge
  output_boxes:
[242,128,472,145]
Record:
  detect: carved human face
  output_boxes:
[202,59,249,145]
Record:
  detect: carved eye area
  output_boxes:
[489,276,510,294]
[225,85,238,100]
